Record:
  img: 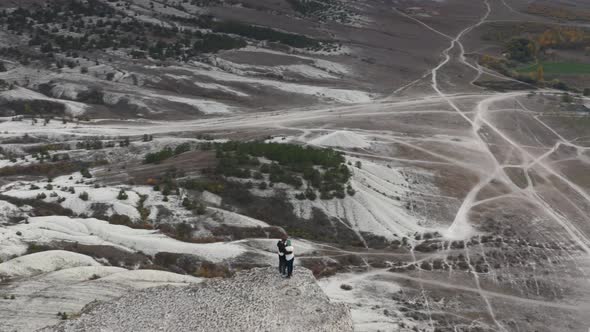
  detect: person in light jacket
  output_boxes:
[277,236,287,276]
[284,239,294,278]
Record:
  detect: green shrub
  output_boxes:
[175,222,193,240]
[194,202,207,215]
[80,167,92,178]
[305,188,317,200]
[182,197,195,209]
[144,147,173,164]
[505,38,535,62]
[26,243,52,254]
[79,191,89,201]
[144,143,193,164]
[174,143,191,155]
[346,184,356,196]
[117,189,128,200]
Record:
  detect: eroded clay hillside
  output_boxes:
[1,0,590,331]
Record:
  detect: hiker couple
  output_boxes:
[277,236,294,278]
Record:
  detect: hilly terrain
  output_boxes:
[1,0,590,331]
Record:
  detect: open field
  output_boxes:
[517,62,590,75]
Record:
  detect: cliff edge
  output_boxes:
[40,267,353,332]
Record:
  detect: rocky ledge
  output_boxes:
[40,267,353,332]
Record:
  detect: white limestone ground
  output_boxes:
[1,174,144,219]
[308,130,370,149]
[173,63,373,104]
[0,216,246,263]
[149,93,234,114]
[41,267,353,332]
[0,87,88,116]
[0,200,21,223]
[0,251,202,332]
[0,250,99,279]
[0,170,195,225]
[291,156,432,241]
[207,56,340,80]
[318,271,419,332]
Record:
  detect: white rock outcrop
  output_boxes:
[41,267,353,332]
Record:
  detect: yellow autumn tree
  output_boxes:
[536,64,544,81]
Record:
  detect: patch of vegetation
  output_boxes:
[26,243,53,254]
[479,23,590,90]
[153,252,234,278]
[210,225,285,241]
[108,214,152,230]
[217,141,345,167]
[80,167,92,178]
[0,160,101,178]
[136,194,150,223]
[193,261,234,278]
[214,21,321,49]
[213,141,352,200]
[516,62,590,75]
[182,197,207,215]
[286,0,353,24]
[505,38,535,63]
[158,222,196,242]
[478,54,570,91]
[180,179,225,194]
[526,3,590,22]
[144,143,191,164]
[76,139,105,150]
[0,194,74,217]
[144,147,175,164]
[117,189,128,200]
[218,186,364,246]
[0,0,330,66]
[78,191,89,201]
[56,312,69,320]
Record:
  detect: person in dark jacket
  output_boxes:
[284,239,294,278]
[277,236,287,276]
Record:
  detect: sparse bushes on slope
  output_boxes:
[0,161,98,178]
[0,194,74,216]
[144,143,192,164]
[108,213,153,230]
[213,21,320,49]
